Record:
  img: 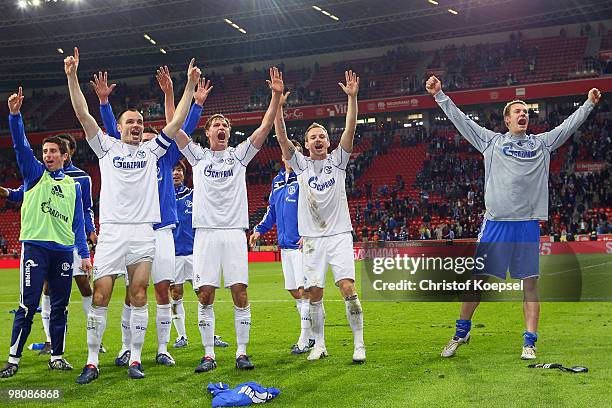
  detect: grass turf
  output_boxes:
[0,256,611,407]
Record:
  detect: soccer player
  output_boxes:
[1,134,100,356]
[249,92,313,354]
[275,71,365,363]
[91,68,210,367]
[174,67,284,372]
[425,75,600,359]
[64,47,199,383]
[0,87,91,378]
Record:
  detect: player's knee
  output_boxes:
[197,287,215,305]
[93,291,110,307]
[309,287,324,302]
[171,285,184,300]
[288,289,301,299]
[75,277,92,297]
[337,279,356,297]
[230,284,248,307]
[130,288,148,307]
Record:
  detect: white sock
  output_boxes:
[86,306,107,367]
[81,296,92,317]
[129,305,148,365]
[344,295,364,348]
[297,299,311,348]
[120,303,131,355]
[156,304,171,355]
[234,305,251,358]
[198,304,215,359]
[41,294,51,343]
[171,299,187,340]
[310,300,325,349]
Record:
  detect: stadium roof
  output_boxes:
[0,0,610,89]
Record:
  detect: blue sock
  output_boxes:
[454,319,471,338]
[523,331,537,347]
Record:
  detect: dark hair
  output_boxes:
[56,133,76,153]
[143,126,159,135]
[117,109,143,124]
[42,136,69,155]
[173,160,186,173]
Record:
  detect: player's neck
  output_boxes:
[309,151,328,161]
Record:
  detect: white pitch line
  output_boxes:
[546,261,611,276]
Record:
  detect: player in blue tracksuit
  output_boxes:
[92,68,209,365]
[1,89,91,378]
[249,140,313,354]
[1,133,100,355]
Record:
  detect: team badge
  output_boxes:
[136,150,146,159]
[61,262,70,271]
[288,185,297,195]
[324,166,332,174]
[225,157,235,165]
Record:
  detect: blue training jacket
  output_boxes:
[254,168,300,249]
[173,184,194,256]
[8,113,89,258]
[99,102,202,230]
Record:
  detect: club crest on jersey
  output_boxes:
[308,176,335,191]
[323,166,332,174]
[113,156,147,169]
[288,185,297,195]
[186,200,193,208]
[61,262,70,271]
[225,157,235,165]
[136,150,146,159]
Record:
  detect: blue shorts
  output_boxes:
[475,219,540,280]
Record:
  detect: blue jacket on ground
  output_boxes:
[207,382,280,407]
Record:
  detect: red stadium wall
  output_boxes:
[2,77,611,148]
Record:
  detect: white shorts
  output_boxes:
[71,247,88,278]
[302,232,355,289]
[281,248,306,290]
[93,223,155,282]
[173,255,193,285]
[193,229,248,289]
[151,228,175,284]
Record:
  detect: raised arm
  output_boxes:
[156,66,176,124]
[8,89,43,185]
[91,71,120,139]
[65,48,101,140]
[338,70,359,153]
[274,91,294,161]
[537,88,600,151]
[249,67,283,149]
[426,75,497,153]
[162,59,199,138]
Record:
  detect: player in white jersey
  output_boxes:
[175,67,284,372]
[64,47,201,383]
[276,70,365,363]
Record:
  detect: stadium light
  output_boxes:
[159,48,166,54]
[428,0,439,5]
[312,5,340,21]
[448,8,458,15]
[32,0,40,5]
[224,18,247,34]
[18,0,27,8]
[57,48,64,54]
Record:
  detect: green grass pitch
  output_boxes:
[0,256,611,407]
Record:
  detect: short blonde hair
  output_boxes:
[503,100,528,117]
[204,114,231,131]
[305,122,328,139]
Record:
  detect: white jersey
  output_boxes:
[180,137,259,229]
[288,146,353,237]
[88,129,171,224]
